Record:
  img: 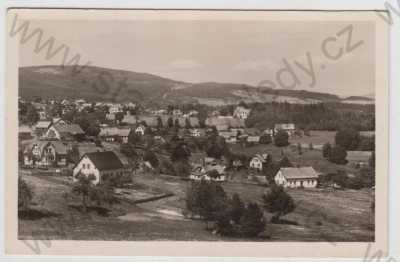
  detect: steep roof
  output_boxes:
[279,167,319,180]
[19,125,32,133]
[77,144,104,157]
[24,140,68,155]
[53,123,84,135]
[35,121,52,129]
[252,153,269,163]
[49,141,68,154]
[24,140,48,154]
[85,151,124,171]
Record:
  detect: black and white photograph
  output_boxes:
[4,9,390,257]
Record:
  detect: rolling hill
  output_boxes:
[19,65,373,106]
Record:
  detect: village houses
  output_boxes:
[274,167,319,188]
[23,140,68,167]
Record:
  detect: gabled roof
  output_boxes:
[53,123,84,135]
[77,144,103,157]
[205,164,226,174]
[24,140,68,155]
[99,127,131,137]
[48,141,68,155]
[85,151,124,171]
[275,123,295,130]
[234,106,251,114]
[24,140,48,154]
[35,121,52,129]
[252,153,269,163]
[279,167,319,180]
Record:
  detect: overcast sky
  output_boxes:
[19,19,375,97]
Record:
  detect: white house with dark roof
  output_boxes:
[134,124,146,136]
[249,153,269,171]
[73,151,125,185]
[233,106,251,120]
[274,166,319,188]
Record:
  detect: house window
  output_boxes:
[83,163,86,169]
[87,164,91,169]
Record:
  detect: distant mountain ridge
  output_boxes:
[19,65,374,106]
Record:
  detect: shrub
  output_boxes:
[322,142,332,158]
[262,185,296,222]
[260,134,272,144]
[143,150,159,168]
[328,146,347,165]
[274,130,289,147]
[18,177,33,210]
[185,180,228,225]
[227,193,245,224]
[335,129,361,150]
[239,202,266,237]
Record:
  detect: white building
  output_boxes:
[249,153,269,171]
[190,129,202,137]
[233,106,251,120]
[135,124,146,136]
[274,167,319,188]
[108,104,123,114]
[73,151,125,185]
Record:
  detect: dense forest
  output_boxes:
[244,102,374,131]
